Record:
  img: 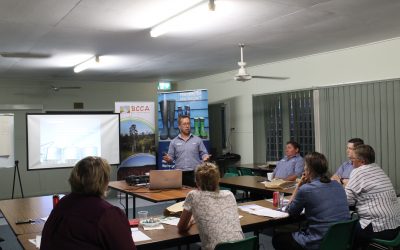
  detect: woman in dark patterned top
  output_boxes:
[41,156,136,250]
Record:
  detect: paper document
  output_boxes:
[166,201,184,214]
[28,235,41,249]
[263,179,296,189]
[266,198,290,206]
[131,228,151,242]
[238,204,288,218]
[142,224,164,230]
[160,216,180,226]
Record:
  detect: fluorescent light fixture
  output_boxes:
[73,55,100,73]
[150,0,215,38]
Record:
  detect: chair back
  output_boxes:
[372,231,400,248]
[319,218,358,250]
[239,168,254,176]
[214,236,258,250]
[223,172,239,178]
[226,166,240,175]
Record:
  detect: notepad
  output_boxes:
[238,204,288,218]
[160,216,180,226]
[263,179,296,189]
[131,228,151,242]
[166,200,184,214]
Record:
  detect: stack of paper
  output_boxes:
[263,179,296,189]
[131,228,151,242]
[165,201,184,214]
[238,204,288,218]
[160,216,180,226]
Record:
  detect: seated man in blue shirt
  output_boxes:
[273,141,304,181]
[331,138,364,185]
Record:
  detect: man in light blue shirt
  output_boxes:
[273,141,304,181]
[163,115,210,186]
[331,138,364,185]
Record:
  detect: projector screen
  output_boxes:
[27,113,120,170]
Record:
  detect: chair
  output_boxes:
[223,172,239,178]
[239,168,254,176]
[214,236,258,250]
[319,218,358,250]
[371,232,400,250]
[226,166,240,175]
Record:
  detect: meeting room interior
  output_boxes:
[1,0,400,249]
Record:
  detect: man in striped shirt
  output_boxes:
[345,145,400,249]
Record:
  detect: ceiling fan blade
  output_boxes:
[252,76,289,80]
[59,86,81,89]
[51,85,81,91]
[0,52,51,58]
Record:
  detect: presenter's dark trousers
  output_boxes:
[182,171,195,187]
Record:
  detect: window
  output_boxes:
[254,90,315,162]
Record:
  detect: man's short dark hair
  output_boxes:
[287,141,300,151]
[354,144,375,164]
[348,138,364,147]
[178,115,190,125]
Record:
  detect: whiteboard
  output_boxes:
[0,114,14,168]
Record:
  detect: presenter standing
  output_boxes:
[163,115,210,186]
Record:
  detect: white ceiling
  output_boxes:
[1,0,400,84]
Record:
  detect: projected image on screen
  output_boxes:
[40,118,101,165]
[27,113,120,170]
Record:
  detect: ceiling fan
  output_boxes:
[51,85,81,91]
[234,44,289,82]
[0,52,51,58]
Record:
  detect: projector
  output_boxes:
[125,175,149,186]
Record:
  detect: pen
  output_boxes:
[16,219,35,225]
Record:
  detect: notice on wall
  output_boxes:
[0,114,14,168]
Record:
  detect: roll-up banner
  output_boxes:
[157,89,210,169]
[115,102,156,179]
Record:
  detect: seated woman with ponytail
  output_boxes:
[272,152,350,250]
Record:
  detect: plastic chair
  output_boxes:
[319,218,358,250]
[371,232,400,250]
[239,168,254,176]
[214,236,258,250]
[226,166,240,175]
[223,172,239,178]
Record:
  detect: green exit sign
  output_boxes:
[157,82,171,91]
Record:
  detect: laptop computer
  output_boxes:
[149,170,183,190]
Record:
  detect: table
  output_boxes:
[219,176,295,195]
[16,199,297,250]
[0,196,52,236]
[108,180,193,218]
[238,163,276,175]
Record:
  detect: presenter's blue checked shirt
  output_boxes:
[334,160,353,179]
[168,134,208,171]
[273,154,304,179]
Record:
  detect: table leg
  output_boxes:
[132,196,136,218]
[125,192,129,216]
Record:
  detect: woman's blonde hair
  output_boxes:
[69,156,111,197]
[195,162,220,192]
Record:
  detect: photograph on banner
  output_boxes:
[115,102,156,179]
[157,89,210,169]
